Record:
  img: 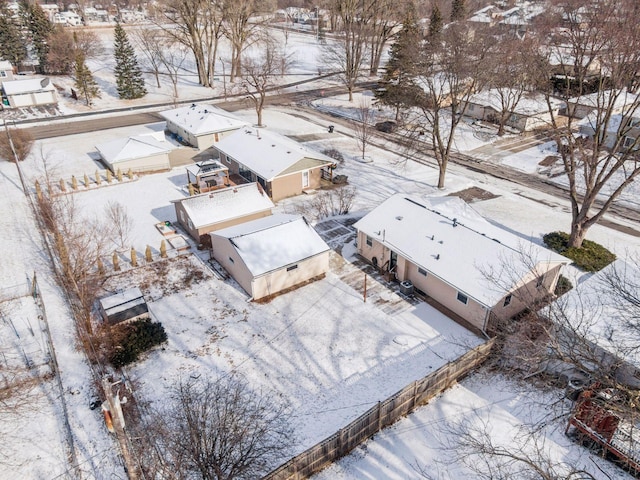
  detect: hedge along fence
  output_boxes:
[263,338,496,480]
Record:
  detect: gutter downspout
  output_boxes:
[481,307,491,340]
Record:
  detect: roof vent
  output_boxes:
[438,240,443,244]
[452,218,458,227]
[396,216,403,221]
[436,254,440,260]
[272,144,276,147]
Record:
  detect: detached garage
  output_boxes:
[96,132,175,173]
[210,214,330,300]
[2,78,57,109]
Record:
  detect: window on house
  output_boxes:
[366,235,372,247]
[228,257,234,264]
[0,71,6,78]
[188,219,194,230]
[624,136,635,148]
[286,264,298,272]
[456,292,468,305]
[418,267,427,276]
[180,211,185,222]
[302,170,310,188]
[503,294,512,307]
[536,275,545,288]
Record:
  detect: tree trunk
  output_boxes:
[568,221,587,248]
[437,165,446,189]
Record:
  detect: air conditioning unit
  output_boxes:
[400,280,414,296]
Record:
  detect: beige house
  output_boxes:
[2,77,57,109]
[210,214,330,300]
[159,104,249,150]
[96,132,175,173]
[172,183,274,244]
[0,61,14,83]
[354,195,567,334]
[211,128,335,201]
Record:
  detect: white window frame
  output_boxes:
[366,235,372,247]
[302,170,310,188]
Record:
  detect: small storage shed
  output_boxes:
[95,132,175,173]
[2,77,57,109]
[99,287,149,325]
[210,214,330,300]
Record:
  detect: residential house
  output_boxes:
[0,61,14,83]
[565,91,634,119]
[354,194,567,334]
[1,77,57,109]
[99,287,149,325]
[543,259,640,389]
[95,132,175,173]
[579,111,640,152]
[159,104,249,150]
[210,214,330,300]
[464,89,561,132]
[172,182,274,244]
[211,128,335,201]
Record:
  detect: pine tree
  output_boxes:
[20,0,54,73]
[451,0,466,22]
[113,23,147,100]
[0,5,27,66]
[375,7,424,120]
[429,5,444,38]
[74,53,100,106]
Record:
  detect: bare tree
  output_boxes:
[131,27,165,88]
[153,375,295,480]
[105,201,133,251]
[73,29,105,61]
[159,37,190,102]
[222,0,275,81]
[155,0,224,87]
[242,37,292,126]
[365,0,404,76]
[352,97,376,160]
[534,0,640,248]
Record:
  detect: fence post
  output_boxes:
[410,380,418,413]
[377,401,382,432]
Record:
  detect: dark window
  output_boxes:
[418,267,427,276]
[503,294,512,307]
[457,292,468,305]
[286,264,298,272]
[536,275,544,288]
[228,257,234,264]
[366,235,372,247]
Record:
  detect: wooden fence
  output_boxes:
[263,338,496,480]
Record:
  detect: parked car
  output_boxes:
[375,121,397,133]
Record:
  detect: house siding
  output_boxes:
[165,121,240,151]
[210,237,254,294]
[251,252,329,300]
[102,152,171,174]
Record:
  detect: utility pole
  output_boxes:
[102,377,140,480]
[3,119,27,194]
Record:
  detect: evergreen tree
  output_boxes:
[0,5,27,66]
[429,5,443,38]
[374,7,424,121]
[113,23,147,100]
[451,0,466,22]
[20,0,54,73]
[74,53,100,106]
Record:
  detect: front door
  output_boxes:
[389,251,398,271]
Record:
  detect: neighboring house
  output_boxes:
[39,3,59,21]
[53,11,83,26]
[212,128,335,201]
[185,159,230,194]
[210,214,330,301]
[579,111,640,152]
[159,104,249,150]
[172,182,274,244]
[99,287,149,325]
[1,77,57,109]
[564,91,633,119]
[464,89,561,132]
[0,61,14,83]
[95,132,175,173]
[354,194,567,334]
[545,259,640,389]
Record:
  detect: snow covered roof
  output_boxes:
[99,287,146,316]
[354,195,567,307]
[159,104,249,136]
[185,159,228,178]
[567,90,637,113]
[95,132,174,164]
[213,128,334,181]
[468,89,562,116]
[0,60,12,71]
[552,259,640,369]
[2,78,54,95]
[173,183,274,229]
[211,214,330,277]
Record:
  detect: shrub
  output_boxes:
[322,148,344,163]
[543,231,616,272]
[109,318,167,368]
[554,274,573,296]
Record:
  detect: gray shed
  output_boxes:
[99,287,149,325]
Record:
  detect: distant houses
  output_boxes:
[354,194,567,334]
[159,104,249,150]
[210,214,330,301]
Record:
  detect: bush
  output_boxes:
[543,231,616,272]
[109,318,167,368]
[554,274,573,296]
[322,148,344,163]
